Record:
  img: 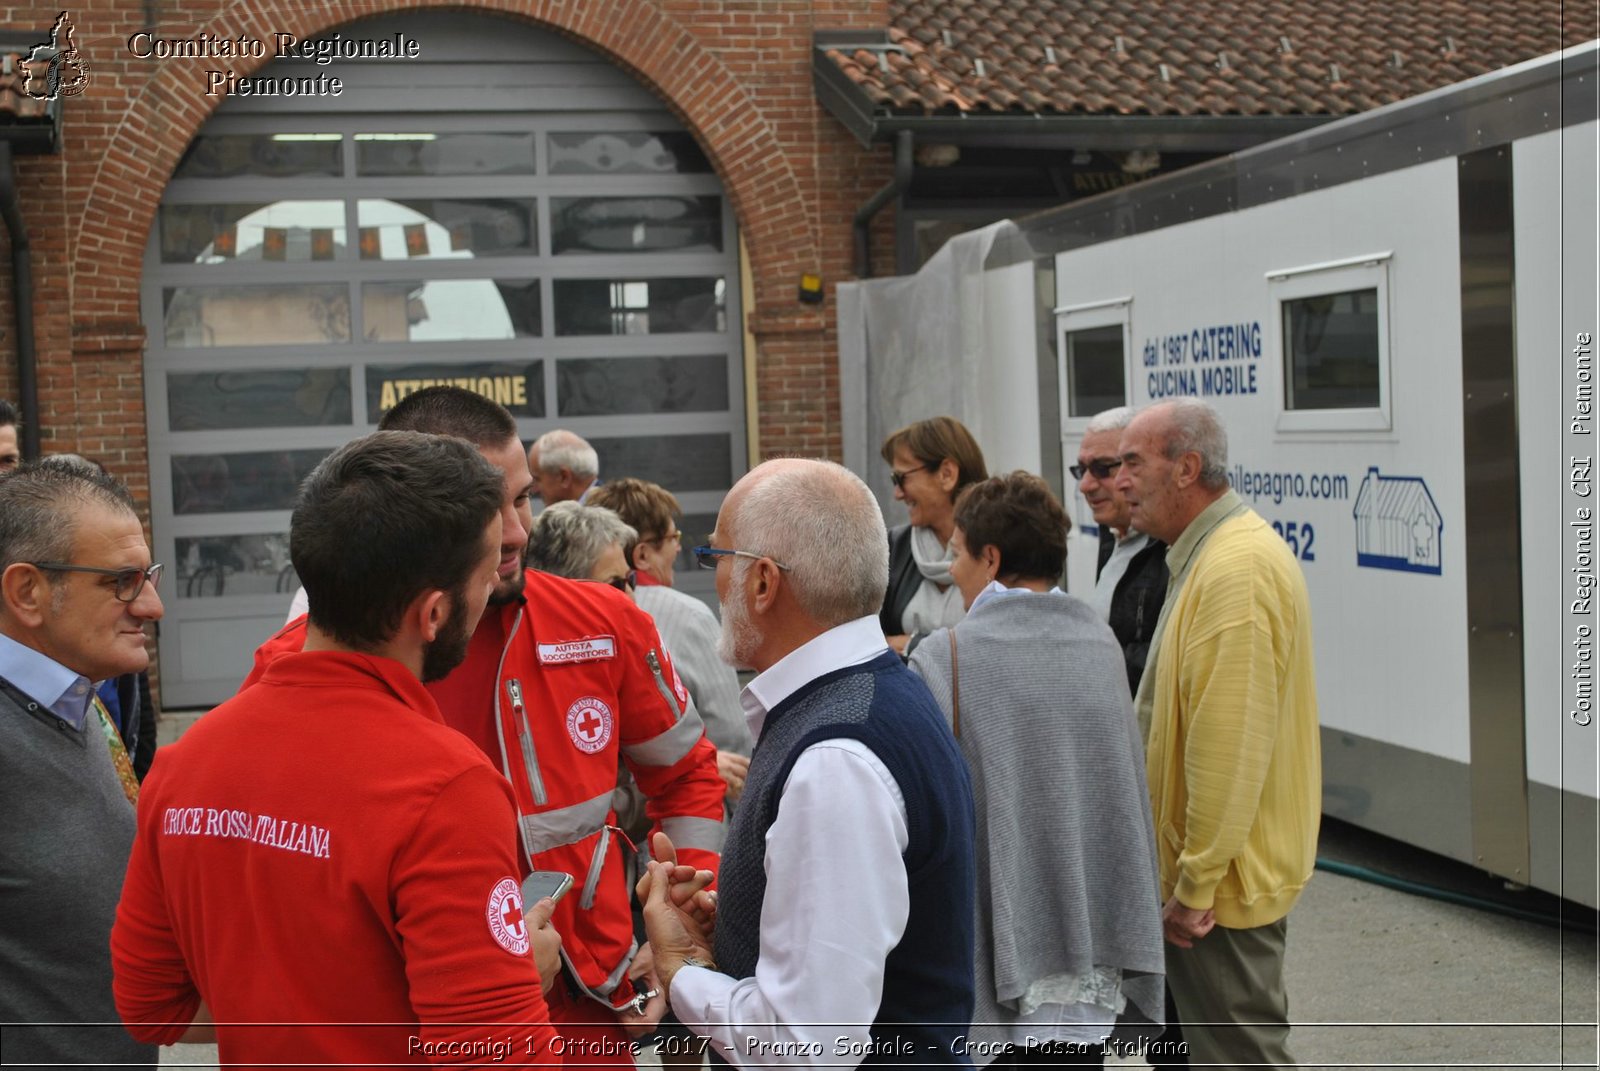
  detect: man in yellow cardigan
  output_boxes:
[1115,398,1321,1069]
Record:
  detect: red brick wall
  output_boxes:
[0,0,897,469]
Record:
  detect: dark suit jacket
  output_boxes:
[1096,527,1169,696]
[880,523,922,645]
[113,672,157,781]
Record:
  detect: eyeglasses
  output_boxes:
[30,561,164,603]
[1070,458,1123,481]
[651,529,683,546]
[692,545,792,572]
[889,463,936,489]
[605,570,637,593]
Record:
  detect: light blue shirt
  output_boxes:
[0,630,95,731]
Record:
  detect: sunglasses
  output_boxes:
[30,561,164,603]
[1070,458,1123,481]
[605,570,637,593]
[889,463,935,489]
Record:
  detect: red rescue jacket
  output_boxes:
[243,570,725,1011]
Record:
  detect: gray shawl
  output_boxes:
[910,591,1166,1048]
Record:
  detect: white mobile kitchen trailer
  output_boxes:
[842,41,1598,908]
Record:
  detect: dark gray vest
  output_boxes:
[0,676,156,1070]
[714,652,976,1064]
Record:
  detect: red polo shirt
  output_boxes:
[112,650,560,1068]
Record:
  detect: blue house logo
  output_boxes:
[1352,467,1442,575]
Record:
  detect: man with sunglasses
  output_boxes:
[1077,406,1169,699]
[243,388,724,1064]
[0,460,164,1070]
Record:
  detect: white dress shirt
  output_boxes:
[670,615,910,1068]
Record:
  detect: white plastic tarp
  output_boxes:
[837,220,1040,515]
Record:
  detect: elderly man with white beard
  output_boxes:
[639,458,978,1069]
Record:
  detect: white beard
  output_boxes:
[717,578,762,669]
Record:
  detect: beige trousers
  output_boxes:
[1164,916,1296,1069]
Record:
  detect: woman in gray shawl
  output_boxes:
[909,472,1166,1068]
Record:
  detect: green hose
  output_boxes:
[1314,857,1597,933]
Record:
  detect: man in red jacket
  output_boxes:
[243,388,726,1063]
[112,431,563,1067]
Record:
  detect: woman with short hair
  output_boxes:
[909,472,1166,1067]
[586,478,753,801]
[582,479,753,1071]
[525,500,637,595]
[879,415,987,656]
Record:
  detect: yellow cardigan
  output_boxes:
[1145,505,1321,929]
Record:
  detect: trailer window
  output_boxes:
[1063,325,1126,417]
[1269,253,1391,432]
[1283,288,1381,410]
[1055,297,1131,435]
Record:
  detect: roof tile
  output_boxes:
[823,0,1596,117]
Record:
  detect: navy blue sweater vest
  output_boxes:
[713,651,976,1065]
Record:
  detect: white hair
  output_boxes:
[533,429,599,479]
[1158,398,1230,490]
[526,501,635,579]
[731,460,887,628]
[717,559,762,668]
[1084,406,1135,435]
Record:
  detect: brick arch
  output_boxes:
[78,0,818,324]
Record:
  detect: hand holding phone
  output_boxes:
[520,872,571,991]
[521,870,574,905]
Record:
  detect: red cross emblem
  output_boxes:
[485,877,530,956]
[501,899,525,938]
[565,696,613,754]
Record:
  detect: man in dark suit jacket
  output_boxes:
[1078,407,1168,696]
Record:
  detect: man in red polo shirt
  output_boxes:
[112,431,563,1066]
[243,388,726,1063]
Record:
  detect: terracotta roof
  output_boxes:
[822,1,1597,118]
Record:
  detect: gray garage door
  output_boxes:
[142,12,745,708]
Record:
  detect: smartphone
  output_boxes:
[521,870,574,905]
